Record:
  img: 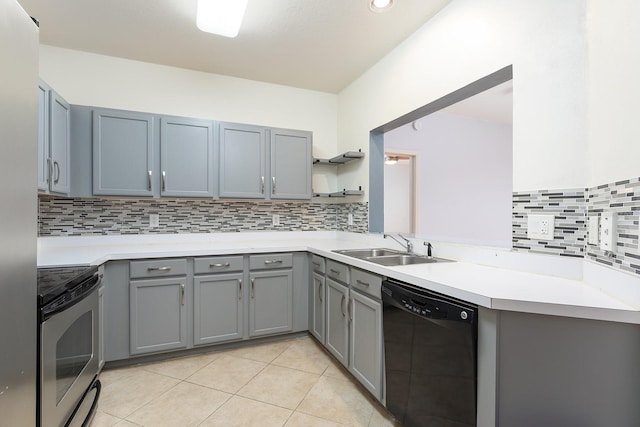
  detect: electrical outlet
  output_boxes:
[272,214,280,226]
[587,215,599,245]
[527,214,555,241]
[149,214,159,228]
[347,213,353,226]
[599,212,617,252]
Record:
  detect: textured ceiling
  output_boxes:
[19,0,451,93]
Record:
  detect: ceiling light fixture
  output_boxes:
[384,156,399,165]
[369,0,394,13]
[197,0,248,38]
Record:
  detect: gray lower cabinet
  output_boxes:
[325,277,349,366]
[160,117,214,198]
[38,81,70,195]
[310,271,325,343]
[349,289,382,398]
[129,277,188,355]
[249,269,294,337]
[193,273,243,345]
[98,265,105,371]
[93,109,155,196]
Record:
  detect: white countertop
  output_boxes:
[37,231,640,324]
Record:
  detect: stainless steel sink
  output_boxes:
[333,248,404,258]
[364,254,447,266]
[333,248,452,266]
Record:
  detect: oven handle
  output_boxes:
[63,378,101,427]
[41,273,101,321]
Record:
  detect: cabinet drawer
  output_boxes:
[311,255,325,274]
[250,253,293,270]
[326,259,350,285]
[130,259,187,279]
[194,256,244,274]
[350,268,382,300]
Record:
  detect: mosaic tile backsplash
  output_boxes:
[513,177,640,276]
[38,198,369,236]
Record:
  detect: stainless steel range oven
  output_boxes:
[37,266,102,427]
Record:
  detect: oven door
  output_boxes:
[40,287,99,427]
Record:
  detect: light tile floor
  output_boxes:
[91,335,399,427]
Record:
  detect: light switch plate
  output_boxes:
[347,213,353,226]
[527,214,555,241]
[587,215,599,245]
[272,214,280,226]
[599,212,617,251]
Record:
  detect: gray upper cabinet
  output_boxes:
[160,117,214,198]
[219,122,312,200]
[37,81,50,192]
[270,128,312,200]
[219,122,266,199]
[38,81,70,195]
[93,109,154,197]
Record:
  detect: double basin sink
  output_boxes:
[333,248,451,267]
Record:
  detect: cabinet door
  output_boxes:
[219,122,266,199]
[130,277,187,355]
[37,81,50,192]
[194,273,243,345]
[98,284,105,371]
[161,117,214,198]
[270,128,312,200]
[93,109,154,196]
[49,90,70,194]
[310,272,325,343]
[249,270,293,337]
[349,291,383,399]
[326,278,349,367]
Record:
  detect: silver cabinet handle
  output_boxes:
[162,170,166,191]
[312,261,320,268]
[356,280,370,287]
[210,262,231,268]
[318,282,323,303]
[348,297,353,321]
[264,259,283,265]
[238,279,242,300]
[272,176,276,193]
[340,295,346,317]
[148,170,152,191]
[180,283,185,306]
[46,158,52,184]
[330,269,340,275]
[147,266,171,272]
[53,160,60,184]
[251,278,255,299]
[261,176,265,193]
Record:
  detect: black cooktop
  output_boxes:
[37,265,98,306]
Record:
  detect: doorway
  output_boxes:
[383,152,416,234]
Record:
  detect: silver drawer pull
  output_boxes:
[210,262,231,268]
[312,261,321,268]
[318,282,323,302]
[180,284,185,305]
[340,295,346,317]
[330,269,341,275]
[264,259,283,265]
[238,279,242,300]
[251,278,255,298]
[147,266,171,272]
[356,279,370,287]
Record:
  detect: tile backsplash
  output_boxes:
[512,177,640,276]
[38,197,368,236]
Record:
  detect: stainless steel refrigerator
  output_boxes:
[0,0,39,424]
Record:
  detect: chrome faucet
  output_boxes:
[383,233,414,253]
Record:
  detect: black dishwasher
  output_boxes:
[382,278,477,427]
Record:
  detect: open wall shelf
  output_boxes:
[313,187,364,198]
[313,149,364,165]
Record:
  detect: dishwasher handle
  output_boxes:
[382,280,476,324]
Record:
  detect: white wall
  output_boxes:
[338,0,588,194]
[586,0,640,187]
[385,112,512,247]
[384,159,413,233]
[38,45,339,193]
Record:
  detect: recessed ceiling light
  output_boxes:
[370,0,394,13]
[197,0,248,38]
